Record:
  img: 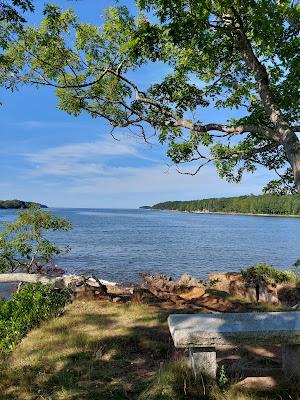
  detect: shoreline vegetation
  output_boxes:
[141,194,300,218]
[0,199,47,209]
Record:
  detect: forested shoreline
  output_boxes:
[151,195,300,216]
[0,200,47,209]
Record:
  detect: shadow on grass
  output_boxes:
[0,302,299,400]
[0,302,173,400]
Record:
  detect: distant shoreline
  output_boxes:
[146,208,300,219]
[0,200,47,210]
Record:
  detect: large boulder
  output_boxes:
[178,274,206,288]
[140,273,207,302]
[72,276,108,300]
[85,275,108,293]
[278,284,300,306]
[209,272,281,304]
[132,287,158,303]
[209,272,244,293]
[176,286,206,301]
[140,273,176,292]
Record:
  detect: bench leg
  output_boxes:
[282,345,300,378]
[189,347,217,379]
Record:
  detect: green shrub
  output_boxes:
[218,365,228,392]
[241,262,298,285]
[0,283,70,353]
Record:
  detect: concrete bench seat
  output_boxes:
[168,312,300,379]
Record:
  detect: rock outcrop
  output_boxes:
[1,269,298,310]
[209,272,299,306]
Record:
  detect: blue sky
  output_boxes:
[0,0,273,208]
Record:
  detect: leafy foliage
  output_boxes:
[151,194,300,215]
[0,283,70,353]
[241,262,298,285]
[0,206,71,273]
[0,1,34,84]
[1,1,300,193]
[0,1,33,24]
[218,365,229,392]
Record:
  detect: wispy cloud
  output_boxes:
[22,136,271,204]
[24,137,161,177]
[27,138,136,162]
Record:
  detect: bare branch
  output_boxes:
[176,159,212,175]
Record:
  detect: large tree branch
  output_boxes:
[22,48,298,144]
[21,44,300,190]
[28,59,300,138]
[231,8,297,140]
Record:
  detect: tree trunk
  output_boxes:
[234,18,300,195]
[283,133,300,195]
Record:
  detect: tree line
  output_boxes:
[151,195,300,216]
[0,200,47,209]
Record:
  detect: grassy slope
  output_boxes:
[0,301,299,400]
[0,301,170,400]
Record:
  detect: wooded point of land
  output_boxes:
[151,195,300,215]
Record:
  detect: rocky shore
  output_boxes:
[71,271,300,312]
[1,265,299,312]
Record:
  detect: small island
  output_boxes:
[145,194,300,216]
[0,199,47,209]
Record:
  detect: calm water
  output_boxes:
[0,208,300,284]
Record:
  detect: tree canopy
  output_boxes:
[1,1,300,194]
[0,206,71,273]
[0,1,33,49]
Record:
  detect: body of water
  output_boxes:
[0,208,300,284]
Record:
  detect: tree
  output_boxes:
[0,1,34,100]
[1,1,300,194]
[0,206,71,273]
[0,1,33,24]
[0,1,34,49]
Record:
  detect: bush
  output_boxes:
[0,283,70,353]
[241,262,298,285]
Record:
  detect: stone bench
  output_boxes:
[168,312,300,379]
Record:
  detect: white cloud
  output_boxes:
[24,136,162,178]
[22,136,272,205]
[26,138,136,162]
[29,161,107,177]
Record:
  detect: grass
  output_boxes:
[0,301,171,400]
[0,300,299,400]
[140,361,300,400]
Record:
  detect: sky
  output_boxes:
[0,0,274,208]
